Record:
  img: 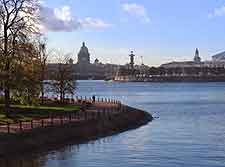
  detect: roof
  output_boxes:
[212,51,225,60]
[160,61,204,68]
[161,61,200,66]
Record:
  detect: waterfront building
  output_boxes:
[77,42,90,65]
[75,42,92,77]
[161,48,203,68]
[113,48,225,82]
[212,51,225,62]
[47,42,120,80]
[160,48,225,68]
[202,51,225,68]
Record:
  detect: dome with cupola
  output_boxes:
[77,42,90,65]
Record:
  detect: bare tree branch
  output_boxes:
[0,0,41,110]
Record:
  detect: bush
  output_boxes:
[0,96,4,104]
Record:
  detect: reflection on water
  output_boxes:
[1,81,225,167]
[0,134,118,167]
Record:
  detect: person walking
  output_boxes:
[92,95,96,103]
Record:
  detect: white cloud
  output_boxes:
[121,3,150,23]
[208,5,225,18]
[79,17,112,29]
[54,6,73,23]
[39,6,80,32]
[39,5,112,32]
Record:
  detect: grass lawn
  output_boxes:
[12,105,80,112]
[0,105,80,125]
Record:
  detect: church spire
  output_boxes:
[195,48,199,56]
[194,48,201,63]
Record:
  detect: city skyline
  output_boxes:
[41,0,225,66]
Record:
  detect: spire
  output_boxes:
[195,48,199,56]
[194,48,201,63]
[82,42,85,47]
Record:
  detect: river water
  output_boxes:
[1,81,225,167]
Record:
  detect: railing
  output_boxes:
[59,96,122,105]
[0,97,127,134]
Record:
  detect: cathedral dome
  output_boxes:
[79,42,89,54]
[77,42,90,65]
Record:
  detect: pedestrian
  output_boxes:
[92,95,96,103]
[81,100,86,112]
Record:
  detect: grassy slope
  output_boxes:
[11,105,80,111]
[0,105,80,124]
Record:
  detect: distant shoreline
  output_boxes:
[114,75,225,82]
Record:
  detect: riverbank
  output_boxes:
[114,75,225,82]
[0,104,153,157]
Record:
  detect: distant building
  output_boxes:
[47,42,120,80]
[77,42,90,65]
[116,49,225,82]
[161,48,203,68]
[161,48,225,69]
[212,51,225,62]
[75,42,92,77]
[203,51,225,68]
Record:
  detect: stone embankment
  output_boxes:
[0,98,153,157]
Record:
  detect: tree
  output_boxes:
[0,0,40,110]
[11,41,42,105]
[35,38,49,104]
[50,54,76,104]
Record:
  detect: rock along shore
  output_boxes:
[0,105,153,157]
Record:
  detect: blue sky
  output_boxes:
[41,0,225,66]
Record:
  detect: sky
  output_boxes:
[40,0,225,66]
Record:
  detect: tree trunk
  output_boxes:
[4,61,10,112]
[4,87,10,112]
[41,82,44,104]
[41,65,45,104]
[3,27,10,112]
[60,88,63,104]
